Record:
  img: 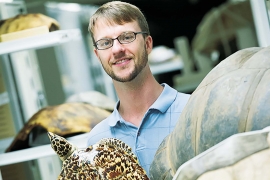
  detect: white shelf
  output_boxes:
[0,133,88,166]
[150,57,183,75]
[0,29,82,55]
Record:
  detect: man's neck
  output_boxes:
[113,68,163,127]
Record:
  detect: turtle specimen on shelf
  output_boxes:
[48,132,149,180]
[0,13,60,35]
[6,102,111,152]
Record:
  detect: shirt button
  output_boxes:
[137,131,140,136]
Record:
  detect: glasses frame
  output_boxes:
[94,31,148,50]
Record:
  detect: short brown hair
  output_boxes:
[88,1,150,43]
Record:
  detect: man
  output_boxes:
[87,1,190,175]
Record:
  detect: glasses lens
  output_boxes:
[97,39,112,49]
[119,32,135,43]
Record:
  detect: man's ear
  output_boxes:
[145,35,153,55]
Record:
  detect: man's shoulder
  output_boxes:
[153,83,190,113]
[91,117,111,131]
[87,116,113,145]
[176,91,191,101]
[171,91,190,112]
[163,83,190,98]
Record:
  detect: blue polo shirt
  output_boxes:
[87,83,190,176]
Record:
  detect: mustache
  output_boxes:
[113,51,126,60]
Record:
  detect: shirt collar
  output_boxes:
[108,83,178,127]
[150,83,178,113]
[108,102,122,126]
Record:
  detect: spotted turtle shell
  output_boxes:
[48,132,149,180]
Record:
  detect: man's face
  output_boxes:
[93,20,152,82]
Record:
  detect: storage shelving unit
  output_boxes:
[0,133,88,167]
[0,29,81,55]
[0,29,84,180]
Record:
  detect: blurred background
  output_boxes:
[0,0,269,179]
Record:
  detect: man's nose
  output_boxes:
[111,39,125,53]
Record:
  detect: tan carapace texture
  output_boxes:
[198,149,270,180]
[197,131,270,180]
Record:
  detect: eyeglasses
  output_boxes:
[94,31,148,50]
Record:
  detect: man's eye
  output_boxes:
[100,40,110,46]
[123,35,133,40]
[119,33,133,42]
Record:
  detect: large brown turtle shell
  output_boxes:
[150,46,270,179]
[6,102,111,152]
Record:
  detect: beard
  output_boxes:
[101,47,148,82]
